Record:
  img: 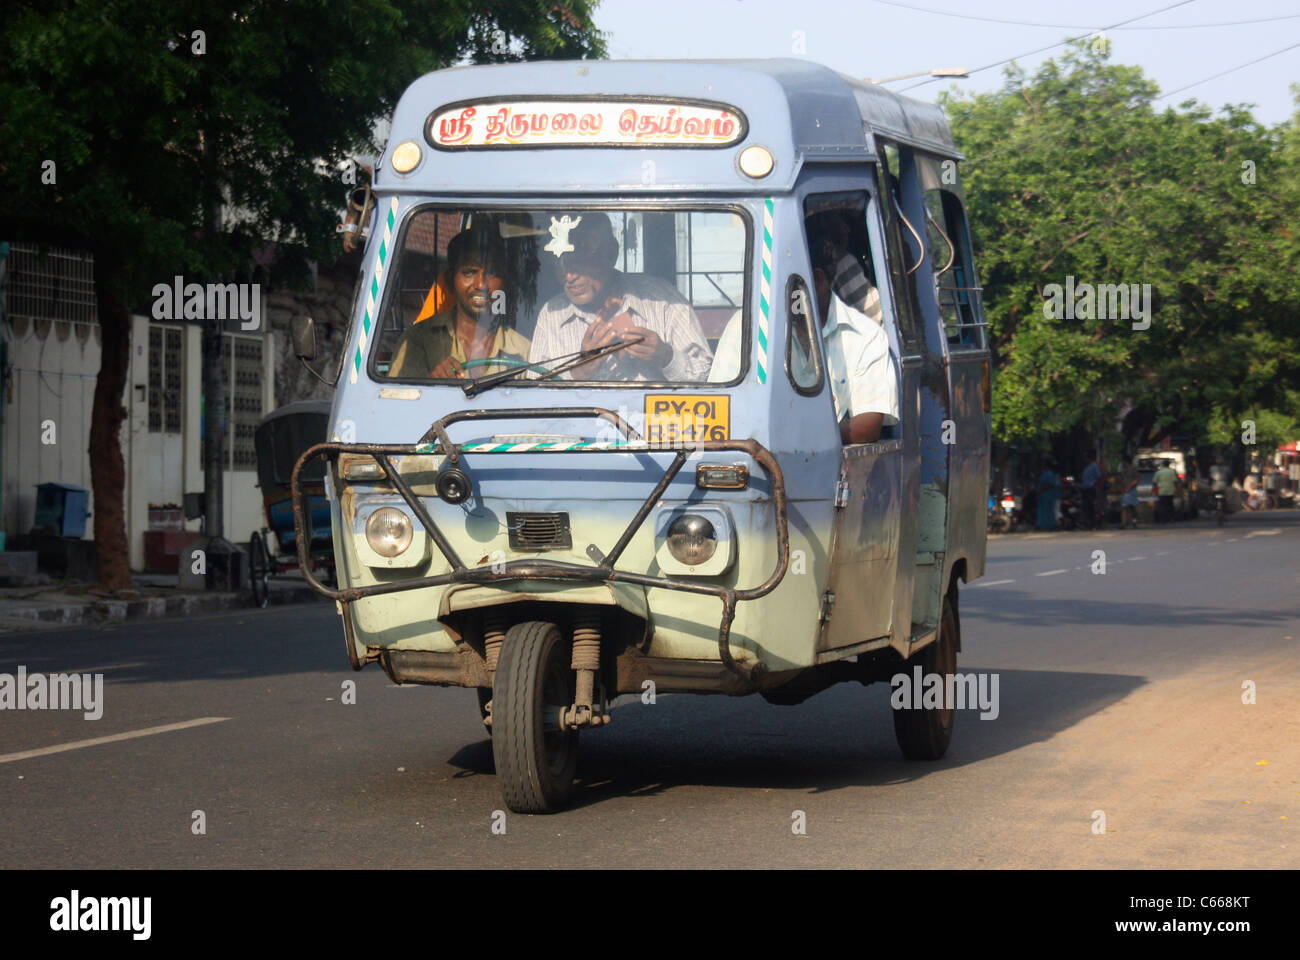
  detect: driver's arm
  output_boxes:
[841,413,885,444]
[839,309,898,445]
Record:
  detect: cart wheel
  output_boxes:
[893,593,958,760]
[492,621,578,813]
[476,687,493,737]
[249,532,270,609]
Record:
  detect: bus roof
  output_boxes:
[376,58,960,196]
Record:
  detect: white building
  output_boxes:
[1,243,275,571]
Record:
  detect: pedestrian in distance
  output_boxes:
[1036,460,1060,530]
[1080,449,1104,530]
[1119,456,1140,529]
[1153,460,1178,523]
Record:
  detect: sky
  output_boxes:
[594,0,1300,126]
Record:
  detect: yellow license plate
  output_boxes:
[644,395,730,443]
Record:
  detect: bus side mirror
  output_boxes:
[292,315,318,361]
[292,315,337,386]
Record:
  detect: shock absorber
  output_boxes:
[480,610,510,728]
[568,611,604,728]
[483,610,508,676]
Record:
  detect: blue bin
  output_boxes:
[34,482,90,538]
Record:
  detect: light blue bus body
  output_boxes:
[303,58,989,708]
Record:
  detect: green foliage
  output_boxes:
[1206,402,1300,454]
[0,0,606,296]
[942,43,1300,451]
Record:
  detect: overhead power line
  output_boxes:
[870,0,1300,30]
[960,37,1300,168]
[1154,39,1300,100]
[899,0,1200,92]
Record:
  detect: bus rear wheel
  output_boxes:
[492,621,579,813]
[248,532,271,609]
[893,594,958,760]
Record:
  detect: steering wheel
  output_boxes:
[458,355,552,376]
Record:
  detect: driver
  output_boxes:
[389,226,530,379]
[528,212,712,381]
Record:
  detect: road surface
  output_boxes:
[1,512,1296,868]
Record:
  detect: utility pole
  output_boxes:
[202,310,224,541]
[179,127,241,592]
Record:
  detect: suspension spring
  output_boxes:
[483,610,508,674]
[571,612,601,672]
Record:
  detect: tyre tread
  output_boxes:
[492,621,576,813]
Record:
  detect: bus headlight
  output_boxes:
[656,505,734,575]
[666,514,718,565]
[366,507,413,558]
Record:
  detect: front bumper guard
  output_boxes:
[290,407,790,684]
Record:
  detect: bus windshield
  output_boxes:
[371,206,749,386]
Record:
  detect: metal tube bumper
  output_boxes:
[291,407,790,685]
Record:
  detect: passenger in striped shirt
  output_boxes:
[822,214,882,324]
[528,213,713,381]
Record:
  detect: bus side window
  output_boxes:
[801,190,901,443]
[875,165,926,349]
[913,150,987,351]
[925,188,987,350]
[785,275,822,395]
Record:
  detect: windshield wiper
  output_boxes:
[461,335,645,398]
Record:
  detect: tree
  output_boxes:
[0,0,605,589]
[941,44,1300,462]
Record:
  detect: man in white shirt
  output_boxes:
[809,264,899,444]
[707,268,898,444]
[529,213,713,381]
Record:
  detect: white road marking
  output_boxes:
[0,717,231,765]
[1127,556,1148,561]
[972,579,1016,587]
[1156,551,1171,556]
[1036,569,1069,577]
[56,662,149,674]
[1245,529,1281,538]
[1226,538,1239,542]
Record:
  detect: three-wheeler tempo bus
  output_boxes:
[291,59,991,812]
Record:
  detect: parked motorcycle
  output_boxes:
[1058,475,1084,531]
[988,495,1012,534]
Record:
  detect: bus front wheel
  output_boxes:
[492,621,579,813]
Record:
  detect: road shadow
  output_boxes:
[0,604,344,683]
[445,667,1144,809]
[962,587,1298,629]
